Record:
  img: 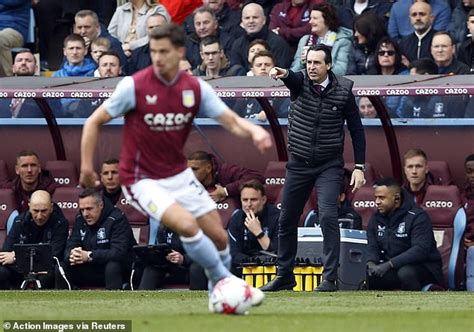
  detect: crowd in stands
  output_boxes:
[0,0,473,118]
[0,147,473,291]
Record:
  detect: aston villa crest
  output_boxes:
[97,227,106,240]
[182,90,195,108]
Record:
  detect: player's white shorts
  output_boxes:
[122,167,216,221]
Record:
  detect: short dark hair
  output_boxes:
[187,151,212,162]
[465,154,474,165]
[251,50,274,66]
[64,33,86,48]
[469,8,474,18]
[240,180,265,196]
[16,150,39,163]
[308,44,332,65]
[353,12,387,51]
[149,23,186,48]
[98,51,121,65]
[102,158,119,165]
[248,39,270,52]
[310,3,340,31]
[79,188,103,202]
[373,177,401,192]
[13,50,36,65]
[403,148,427,162]
[374,37,404,74]
[199,35,221,51]
[409,58,438,74]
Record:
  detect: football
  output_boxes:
[210,277,253,315]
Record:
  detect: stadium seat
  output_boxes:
[52,187,82,227]
[421,185,466,290]
[115,193,150,245]
[44,160,79,187]
[0,189,19,246]
[351,186,377,230]
[216,197,240,229]
[0,160,10,185]
[427,161,454,185]
[275,189,317,227]
[263,161,286,204]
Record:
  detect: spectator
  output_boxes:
[338,0,392,30]
[91,37,111,77]
[183,0,242,41]
[346,12,388,75]
[125,13,168,74]
[187,151,265,203]
[0,190,68,289]
[358,96,377,118]
[192,36,245,77]
[108,0,170,57]
[230,3,292,70]
[399,1,437,64]
[97,51,122,78]
[74,10,127,67]
[0,0,30,77]
[402,148,439,206]
[246,39,271,75]
[463,153,474,291]
[2,151,57,213]
[408,57,439,75]
[55,189,136,290]
[185,6,233,69]
[179,58,193,75]
[388,0,451,42]
[431,31,471,74]
[227,180,280,276]
[138,225,191,290]
[0,51,63,119]
[100,158,121,206]
[366,178,443,290]
[449,0,474,46]
[234,50,290,121]
[457,8,474,72]
[53,34,96,77]
[269,0,322,57]
[291,3,353,76]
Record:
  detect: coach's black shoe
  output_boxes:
[260,276,296,292]
[314,280,338,292]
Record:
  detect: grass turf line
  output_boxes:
[0,291,472,332]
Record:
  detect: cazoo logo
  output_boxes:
[353,200,376,208]
[0,204,7,211]
[57,201,78,209]
[265,177,285,185]
[424,201,453,208]
[54,177,70,185]
[216,203,229,210]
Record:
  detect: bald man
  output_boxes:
[0,190,68,289]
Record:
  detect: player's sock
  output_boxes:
[218,245,231,271]
[180,230,230,288]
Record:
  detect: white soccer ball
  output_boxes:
[210,277,253,315]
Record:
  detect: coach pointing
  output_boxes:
[261,45,366,292]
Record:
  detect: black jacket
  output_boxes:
[156,226,191,268]
[282,70,365,165]
[399,29,437,62]
[227,204,280,265]
[65,199,136,264]
[125,44,150,75]
[3,204,69,260]
[184,31,234,70]
[366,189,443,283]
[457,38,474,72]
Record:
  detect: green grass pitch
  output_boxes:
[0,291,472,332]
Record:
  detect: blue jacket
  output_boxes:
[0,0,30,41]
[53,58,96,77]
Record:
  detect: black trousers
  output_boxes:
[138,265,189,290]
[55,261,125,290]
[367,264,439,291]
[277,157,344,281]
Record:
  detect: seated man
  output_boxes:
[138,225,190,290]
[53,34,97,77]
[402,148,437,206]
[2,150,57,213]
[0,190,68,289]
[187,150,264,203]
[463,154,474,291]
[55,189,136,290]
[100,158,121,205]
[227,180,279,275]
[366,178,443,290]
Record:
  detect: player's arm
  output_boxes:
[80,106,112,188]
[216,109,272,154]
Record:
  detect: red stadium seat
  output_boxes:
[52,187,82,227]
[115,193,149,244]
[216,197,240,229]
[427,161,453,185]
[0,189,19,246]
[0,160,10,185]
[44,160,79,187]
[275,189,316,227]
[351,186,377,230]
[421,185,466,290]
[263,161,286,204]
